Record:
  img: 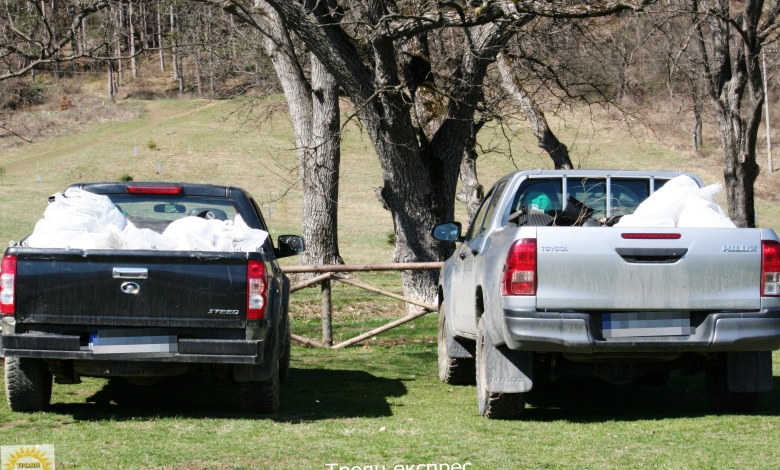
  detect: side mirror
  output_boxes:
[431,222,463,242]
[275,235,305,258]
[154,203,186,213]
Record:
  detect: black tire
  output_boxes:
[634,369,670,386]
[438,301,475,385]
[705,356,761,413]
[5,357,53,412]
[279,313,291,384]
[240,359,280,414]
[476,317,525,419]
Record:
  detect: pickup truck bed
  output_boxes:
[433,170,780,418]
[1,182,303,413]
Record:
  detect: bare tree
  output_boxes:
[246,0,652,304]
[690,0,780,227]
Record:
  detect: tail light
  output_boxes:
[127,186,182,195]
[1,254,17,314]
[502,239,537,296]
[247,260,267,319]
[762,240,780,296]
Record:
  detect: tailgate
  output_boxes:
[15,249,250,328]
[535,227,762,310]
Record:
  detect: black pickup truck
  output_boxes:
[0,182,303,413]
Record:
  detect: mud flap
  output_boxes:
[446,321,474,359]
[727,351,773,393]
[485,342,533,394]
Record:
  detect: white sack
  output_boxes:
[231,214,269,252]
[27,189,127,248]
[27,190,270,252]
[120,221,178,251]
[615,175,700,227]
[615,176,736,228]
[68,226,124,249]
[677,186,737,228]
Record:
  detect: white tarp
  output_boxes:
[26,189,269,251]
[615,175,736,228]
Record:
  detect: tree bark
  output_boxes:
[129,0,137,79]
[158,8,165,72]
[692,0,768,227]
[498,53,573,169]
[301,55,343,267]
[456,121,485,220]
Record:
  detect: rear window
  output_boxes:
[509,176,664,224]
[108,195,240,233]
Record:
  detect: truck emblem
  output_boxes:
[208,309,239,315]
[120,282,140,295]
[722,245,758,253]
[540,246,568,252]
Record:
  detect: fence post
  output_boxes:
[321,278,333,346]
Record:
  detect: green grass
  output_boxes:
[3,328,780,469]
[3,94,780,468]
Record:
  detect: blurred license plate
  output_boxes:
[602,312,692,338]
[89,329,177,357]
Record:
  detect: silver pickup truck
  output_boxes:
[432,169,780,419]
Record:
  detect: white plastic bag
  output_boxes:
[677,187,736,228]
[27,189,127,248]
[119,221,178,250]
[616,175,700,227]
[27,191,270,252]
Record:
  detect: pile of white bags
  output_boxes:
[26,189,269,251]
[615,175,736,228]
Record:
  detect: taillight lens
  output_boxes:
[762,240,780,296]
[247,260,267,319]
[502,239,537,296]
[127,186,182,195]
[1,254,17,314]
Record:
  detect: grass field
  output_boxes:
[2,93,780,469]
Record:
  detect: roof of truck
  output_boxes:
[67,182,244,197]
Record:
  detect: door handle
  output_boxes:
[459,252,468,260]
[471,248,479,256]
[113,267,149,279]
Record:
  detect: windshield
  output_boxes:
[108,195,240,233]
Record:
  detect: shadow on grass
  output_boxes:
[49,367,406,422]
[521,373,780,422]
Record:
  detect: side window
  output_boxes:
[465,188,495,241]
[511,178,563,215]
[476,181,508,237]
[610,179,650,216]
[567,178,606,219]
[654,179,669,191]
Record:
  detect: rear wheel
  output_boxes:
[705,356,761,413]
[476,317,525,419]
[240,359,280,413]
[438,301,475,385]
[5,357,53,412]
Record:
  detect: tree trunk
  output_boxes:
[170,6,178,80]
[692,101,702,152]
[498,53,573,169]
[129,0,137,79]
[301,55,343,267]
[158,9,164,72]
[456,122,485,220]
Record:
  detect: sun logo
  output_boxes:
[2,447,54,470]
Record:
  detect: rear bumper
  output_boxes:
[1,334,264,365]
[503,309,780,353]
